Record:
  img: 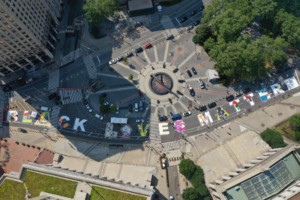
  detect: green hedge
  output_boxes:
[261,128,286,148]
[179,159,211,200]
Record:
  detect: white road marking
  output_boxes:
[163,41,170,62]
[178,52,195,69]
[143,50,152,64]
[154,45,159,62]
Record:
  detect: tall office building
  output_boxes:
[0,0,62,77]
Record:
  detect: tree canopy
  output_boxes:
[194,0,300,83]
[261,128,286,148]
[83,0,119,24]
[179,159,196,179]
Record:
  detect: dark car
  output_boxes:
[208,102,217,109]
[135,47,143,54]
[189,85,195,97]
[144,43,152,49]
[199,105,207,112]
[187,70,192,77]
[2,85,12,92]
[166,34,174,40]
[48,92,58,100]
[179,16,187,23]
[191,10,197,16]
[226,95,234,102]
[128,104,133,112]
[159,116,168,122]
[191,67,197,75]
[126,52,133,57]
[173,68,179,73]
[82,99,88,105]
[242,88,251,94]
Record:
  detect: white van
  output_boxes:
[40,106,52,112]
[134,103,139,112]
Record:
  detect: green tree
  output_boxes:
[128,74,133,81]
[198,184,210,197]
[289,115,300,130]
[179,159,196,179]
[100,105,110,114]
[191,166,204,189]
[83,0,119,24]
[295,131,300,141]
[182,187,200,200]
[261,128,286,148]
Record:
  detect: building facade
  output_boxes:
[0,0,61,76]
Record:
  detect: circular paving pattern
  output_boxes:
[150,73,173,95]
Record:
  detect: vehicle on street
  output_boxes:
[109,59,116,65]
[159,116,168,122]
[25,78,33,84]
[191,10,197,16]
[126,52,133,57]
[116,56,123,62]
[86,105,92,113]
[186,25,194,31]
[116,105,119,114]
[179,16,187,23]
[191,67,197,75]
[226,95,235,102]
[135,47,143,54]
[208,102,217,109]
[189,85,195,97]
[136,119,144,123]
[199,105,207,112]
[82,99,88,105]
[95,114,103,120]
[139,100,143,111]
[198,79,205,89]
[183,111,192,117]
[243,88,251,94]
[134,103,139,112]
[144,43,152,49]
[166,34,174,40]
[187,70,192,77]
[173,68,179,73]
[171,114,182,121]
[128,104,133,112]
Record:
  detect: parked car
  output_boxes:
[191,67,197,75]
[86,104,92,113]
[82,99,88,105]
[191,10,197,16]
[109,59,116,65]
[173,68,179,73]
[183,111,192,117]
[159,116,168,122]
[179,16,187,23]
[199,105,207,112]
[242,88,251,94]
[186,25,194,31]
[135,47,143,54]
[134,103,139,112]
[95,114,103,120]
[116,56,123,62]
[128,104,133,112]
[171,114,182,121]
[207,102,217,109]
[187,70,192,77]
[144,43,152,49]
[189,85,195,97]
[126,52,133,57]
[198,79,205,89]
[226,95,235,102]
[166,34,174,40]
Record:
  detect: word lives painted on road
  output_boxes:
[5,110,51,127]
[58,116,87,131]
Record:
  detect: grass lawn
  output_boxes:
[90,186,147,200]
[24,171,77,198]
[274,120,296,140]
[0,179,26,200]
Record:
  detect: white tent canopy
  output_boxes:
[284,76,299,90]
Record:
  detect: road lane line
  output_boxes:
[143,50,152,64]
[178,52,196,69]
[163,41,170,62]
[154,46,159,62]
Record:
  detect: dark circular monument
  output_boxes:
[150,73,173,95]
